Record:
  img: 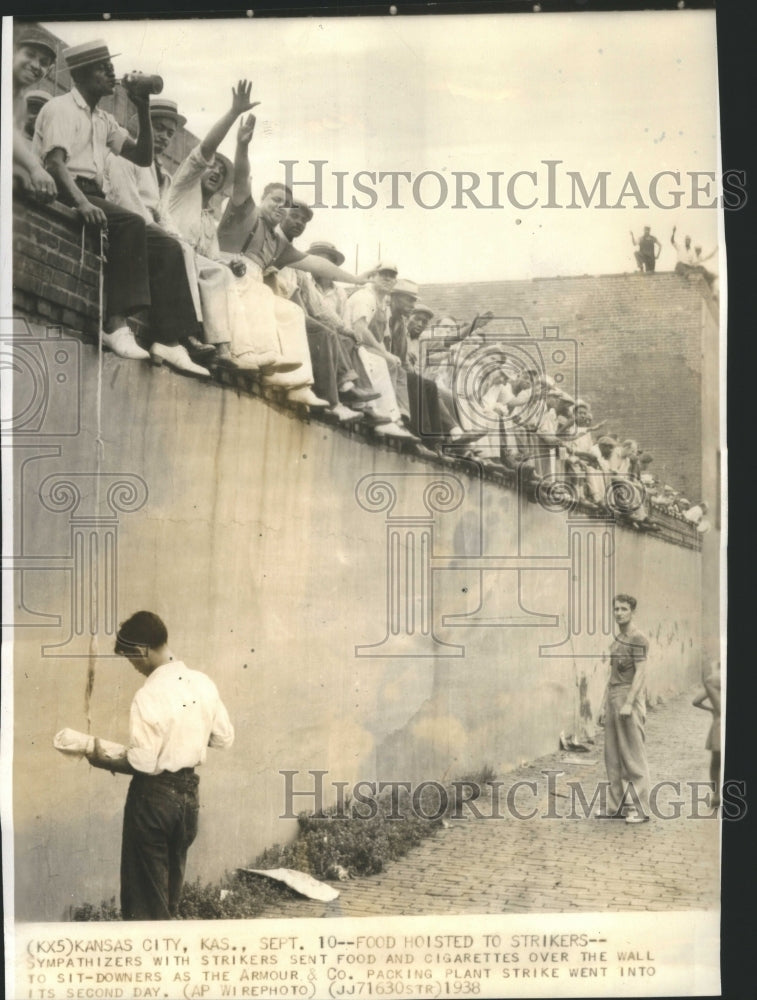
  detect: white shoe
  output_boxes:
[287,387,330,408]
[327,403,363,423]
[375,421,416,440]
[150,342,210,378]
[100,327,149,360]
[235,351,302,374]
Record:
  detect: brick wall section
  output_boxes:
[13,194,101,338]
[422,272,715,498]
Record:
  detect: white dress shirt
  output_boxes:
[33,87,129,189]
[127,661,234,775]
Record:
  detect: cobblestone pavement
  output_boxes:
[255,690,720,919]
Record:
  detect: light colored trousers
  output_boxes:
[357,347,403,422]
[226,267,313,389]
[604,685,651,815]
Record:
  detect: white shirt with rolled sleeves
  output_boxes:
[167,144,221,259]
[127,661,234,776]
[32,87,130,190]
[104,154,177,231]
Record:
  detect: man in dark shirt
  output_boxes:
[217,111,366,408]
[597,594,651,823]
[630,226,661,272]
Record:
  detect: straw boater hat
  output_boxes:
[63,39,120,71]
[149,95,186,129]
[307,241,345,267]
[25,88,51,108]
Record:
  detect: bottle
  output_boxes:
[121,72,164,96]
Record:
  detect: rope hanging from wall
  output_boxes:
[83,225,108,732]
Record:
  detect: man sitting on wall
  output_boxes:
[33,39,206,367]
[217,108,368,409]
[12,26,57,202]
[342,264,416,440]
[104,95,216,369]
[388,281,478,453]
[270,206,382,424]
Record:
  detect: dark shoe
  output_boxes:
[341,385,381,404]
[595,811,624,820]
[185,335,216,361]
[360,409,393,427]
[447,429,488,447]
[413,442,438,460]
[212,355,239,370]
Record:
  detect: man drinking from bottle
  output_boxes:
[33,39,208,373]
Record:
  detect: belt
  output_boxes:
[132,767,198,788]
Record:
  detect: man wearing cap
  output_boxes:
[388,281,464,449]
[216,111,367,408]
[85,611,234,919]
[309,243,349,318]
[12,26,57,201]
[405,304,433,370]
[285,238,384,411]
[342,265,416,440]
[33,39,201,363]
[585,435,620,506]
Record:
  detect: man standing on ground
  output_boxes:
[86,611,234,919]
[597,594,651,824]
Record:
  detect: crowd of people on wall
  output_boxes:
[12,30,709,532]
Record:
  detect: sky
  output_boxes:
[41,10,722,285]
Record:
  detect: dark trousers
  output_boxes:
[634,250,655,272]
[121,770,199,921]
[305,318,342,406]
[68,182,199,344]
[305,317,362,406]
[407,371,457,441]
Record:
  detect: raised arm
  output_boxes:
[118,88,153,167]
[204,81,257,193]
[292,254,366,284]
[231,110,256,206]
[629,230,637,246]
[670,225,678,247]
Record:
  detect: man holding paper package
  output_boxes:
[83,611,234,920]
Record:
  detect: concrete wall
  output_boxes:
[10,343,703,921]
